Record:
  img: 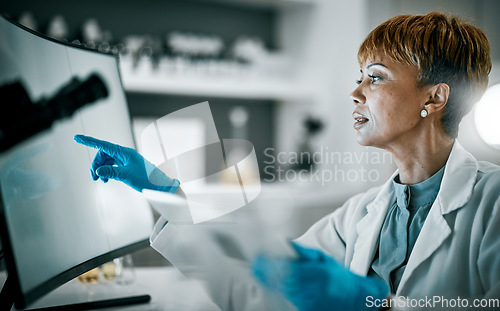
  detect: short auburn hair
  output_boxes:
[358,11,492,138]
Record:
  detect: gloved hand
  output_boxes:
[74,134,180,193]
[252,241,389,311]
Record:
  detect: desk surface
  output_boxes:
[3,267,220,311]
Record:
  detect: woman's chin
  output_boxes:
[355,133,372,146]
[356,136,387,150]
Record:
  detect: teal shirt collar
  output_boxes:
[393,165,446,209]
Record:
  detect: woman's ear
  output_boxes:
[425,83,450,114]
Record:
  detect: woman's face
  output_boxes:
[350,54,430,149]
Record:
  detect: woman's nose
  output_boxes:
[350,87,365,106]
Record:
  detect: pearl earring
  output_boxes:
[420,109,428,118]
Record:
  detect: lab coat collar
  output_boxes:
[350,140,478,277]
[365,140,477,215]
[435,140,478,215]
[396,141,478,294]
[350,171,397,275]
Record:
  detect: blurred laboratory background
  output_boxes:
[2,0,499,266]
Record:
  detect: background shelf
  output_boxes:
[121,72,312,101]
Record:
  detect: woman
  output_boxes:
[254,11,499,311]
[75,11,500,311]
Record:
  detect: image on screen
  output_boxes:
[0,15,154,309]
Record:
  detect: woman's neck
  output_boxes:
[386,132,454,185]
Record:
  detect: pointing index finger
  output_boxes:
[74,134,120,157]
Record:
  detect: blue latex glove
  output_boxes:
[74,134,179,193]
[252,242,389,311]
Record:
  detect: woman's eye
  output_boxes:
[368,74,381,83]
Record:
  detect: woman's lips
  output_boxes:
[353,112,369,129]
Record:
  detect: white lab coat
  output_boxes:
[150,141,500,310]
[296,141,500,304]
[150,211,297,310]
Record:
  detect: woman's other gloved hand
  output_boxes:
[74,134,179,193]
[252,241,389,311]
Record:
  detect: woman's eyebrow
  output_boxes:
[360,62,388,73]
[367,63,388,69]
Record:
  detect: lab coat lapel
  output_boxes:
[350,175,397,275]
[397,141,478,295]
[396,200,451,295]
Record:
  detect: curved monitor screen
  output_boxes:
[0,15,154,308]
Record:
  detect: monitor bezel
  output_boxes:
[0,14,149,310]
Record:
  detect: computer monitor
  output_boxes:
[0,15,154,310]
